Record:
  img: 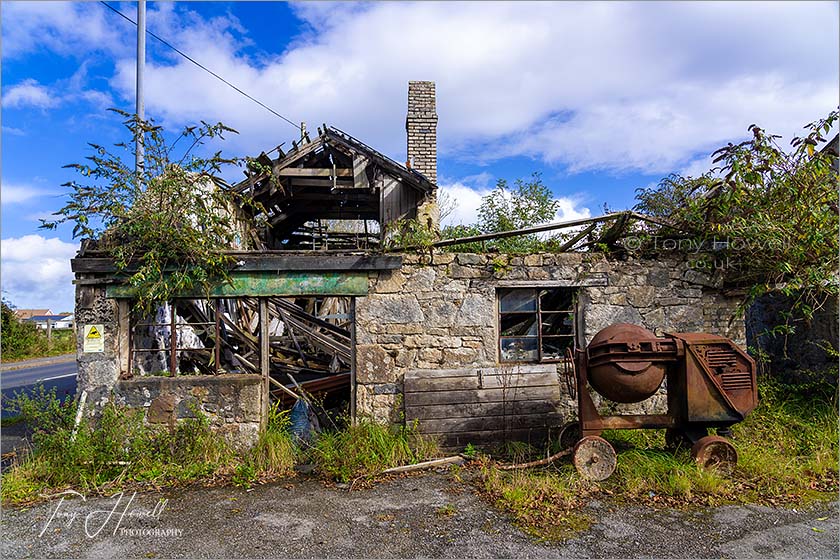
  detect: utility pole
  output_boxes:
[135,0,146,177]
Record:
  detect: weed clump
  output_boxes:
[1,386,295,503]
[310,419,440,483]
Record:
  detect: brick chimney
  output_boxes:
[406,81,438,184]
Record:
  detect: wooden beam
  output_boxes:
[277,168,352,177]
[426,213,626,249]
[259,298,270,431]
[288,178,356,188]
[74,254,402,274]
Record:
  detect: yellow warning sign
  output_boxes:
[83,324,105,353]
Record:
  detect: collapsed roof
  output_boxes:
[233,126,436,250]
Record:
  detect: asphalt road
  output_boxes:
[1,359,77,418]
[1,473,837,559]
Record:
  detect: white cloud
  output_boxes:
[2,79,58,109]
[1,183,53,206]
[101,1,838,176]
[1,235,77,312]
[6,2,837,175]
[439,181,493,227]
[2,70,113,113]
[1,1,125,59]
[439,176,590,229]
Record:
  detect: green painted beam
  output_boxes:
[106,271,370,298]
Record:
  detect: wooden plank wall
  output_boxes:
[404,364,563,450]
[380,175,420,227]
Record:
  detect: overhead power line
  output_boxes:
[99,1,301,131]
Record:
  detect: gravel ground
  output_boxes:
[1,472,837,559]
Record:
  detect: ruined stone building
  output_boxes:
[72,82,746,449]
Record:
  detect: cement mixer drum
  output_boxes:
[586,323,669,403]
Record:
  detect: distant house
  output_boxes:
[27,314,74,330]
[15,308,52,320]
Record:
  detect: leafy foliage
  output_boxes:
[0,300,74,361]
[41,110,253,314]
[633,110,839,311]
[1,300,40,359]
[439,173,562,253]
[476,173,560,253]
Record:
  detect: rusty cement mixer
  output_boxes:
[560,323,757,481]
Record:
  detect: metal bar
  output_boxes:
[536,288,543,362]
[135,0,145,175]
[128,311,134,378]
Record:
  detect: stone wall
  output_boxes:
[113,375,264,452]
[75,283,122,410]
[747,292,838,380]
[354,252,746,423]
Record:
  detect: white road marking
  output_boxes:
[37,373,78,382]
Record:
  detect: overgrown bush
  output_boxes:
[633,110,839,315]
[41,111,260,315]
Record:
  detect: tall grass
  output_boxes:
[2,389,442,503]
[310,419,440,482]
[1,387,296,503]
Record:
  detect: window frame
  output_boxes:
[497,287,577,364]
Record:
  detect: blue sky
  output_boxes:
[2,1,838,313]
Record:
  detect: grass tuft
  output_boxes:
[310,419,440,482]
[480,465,592,541]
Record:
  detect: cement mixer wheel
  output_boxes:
[573,436,616,481]
[691,435,737,474]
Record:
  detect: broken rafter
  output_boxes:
[416,211,679,251]
[429,213,626,249]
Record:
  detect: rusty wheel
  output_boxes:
[562,347,577,400]
[691,435,737,473]
[558,421,581,450]
[573,436,616,481]
[664,428,692,450]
